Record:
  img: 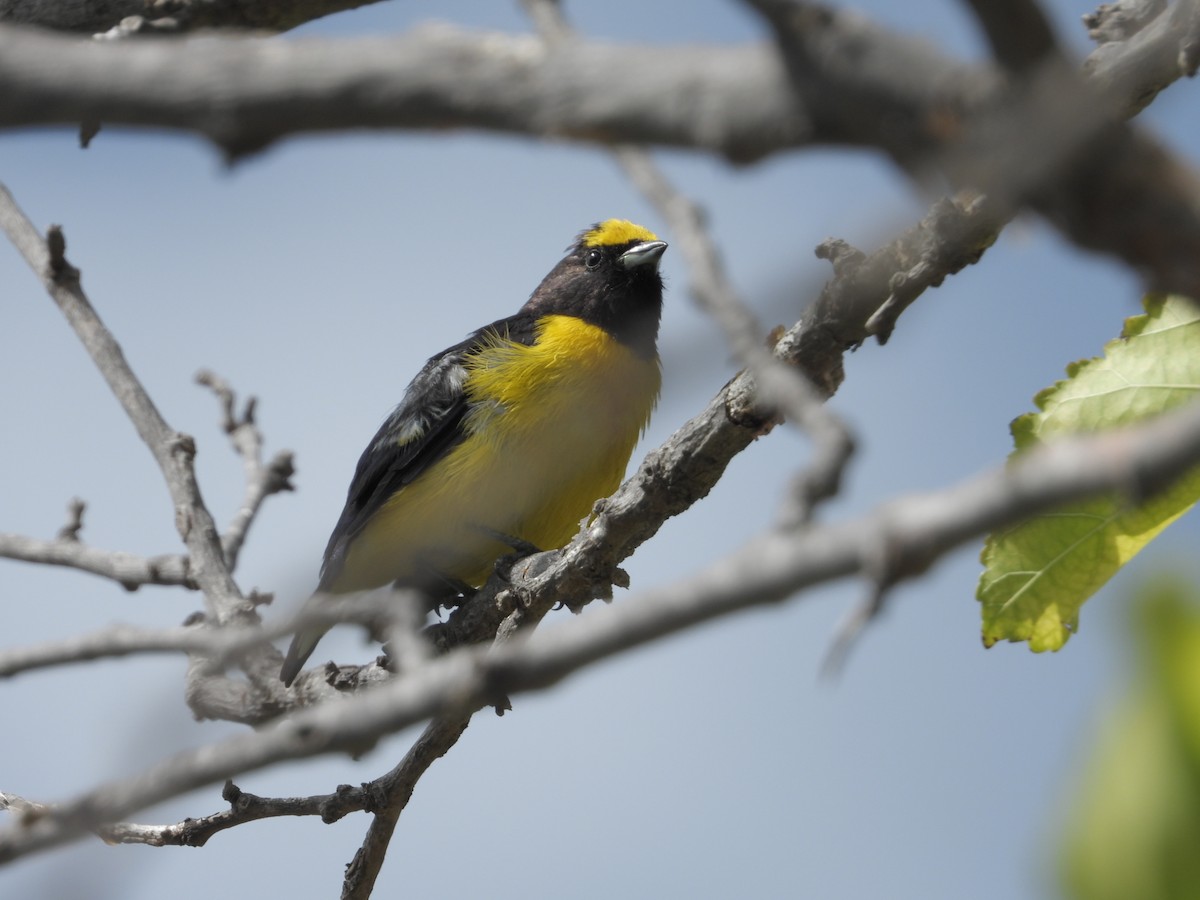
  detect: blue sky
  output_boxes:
[3,2,1199,898]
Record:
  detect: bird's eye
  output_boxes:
[584,248,603,270]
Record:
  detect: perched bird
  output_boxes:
[280,219,668,685]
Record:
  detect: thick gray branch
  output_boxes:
[0,0,384,34]
[0,19,972,161]
[752,0,1200,299]
[958,0,1061,73]
[0,2,1193,166]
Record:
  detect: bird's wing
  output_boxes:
[318,312,538,589]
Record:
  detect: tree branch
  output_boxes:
[2,1,1191,294]
[0,530,193,589]
[751,0,1200,299]
[96,779,371,847]
[194,369,295,573]
[0,371,292,593]
[958,0,1061,73]
[339,715,471,900]
[0,17,977,161]
[1,3,1195,298]
[0,591,413,683]
[0,0,386,35]
[1083,0,1200,115]
[5,393,1200,863]
[0,624,215,678]
[0,2,1193,169]
[0,184,251,625]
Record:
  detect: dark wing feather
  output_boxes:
[318,312,539,589]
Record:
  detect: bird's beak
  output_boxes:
[618,240,668,271]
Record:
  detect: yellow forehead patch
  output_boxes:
[583,219,659,248]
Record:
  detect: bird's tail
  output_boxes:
[280,625,328,687]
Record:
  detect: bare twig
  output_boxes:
[195,369,296,572]
[517,0,571,42]
[0,623,220,679]
[0,596,348,680]
[0,183,251,625]
[340,715,471,900]
[820,563,892,679]
[92,717,466,885]
[1084,0,1167,45]
[54,497,85,541]
[3,778,370,848]
[97,780,371,847]
[804,193,1002,350]
[82,717,468,892]
[0,531,193,590]
[0,372,292,591]
[0,793,44,816]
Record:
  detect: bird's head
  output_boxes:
[523,219,668,359]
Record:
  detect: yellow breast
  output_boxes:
[334,315,660,593]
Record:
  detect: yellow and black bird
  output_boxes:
[280,219,668,685]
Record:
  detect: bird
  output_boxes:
[280,219,668,685]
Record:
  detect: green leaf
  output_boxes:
[978,294,1200,651]
[1060,580,1200,900]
